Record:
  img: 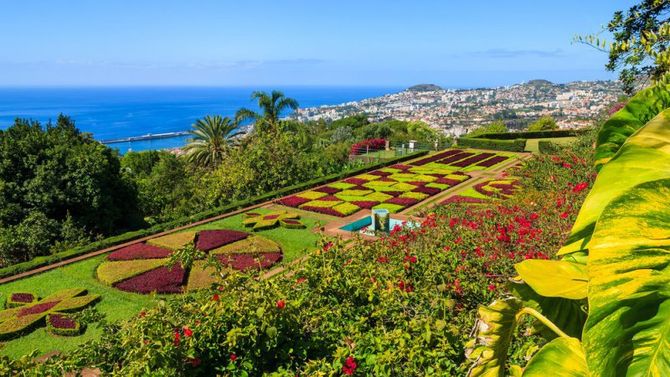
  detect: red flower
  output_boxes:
[188,357,201,367]
[276,300,286,309]
[174,331,181,346]
[342,356,357,375]
[230,353,238,362]
[323,242,334,252]
[488,284,496,292]
[572,182,589,193]
[139,311,146,318]
[183,326,193,337]
[376,256,390,263]
[212,293,220,302]
[296,277,307,284]
[403,255,417,264]
[398,280,405,291]
[529,212,539,221]
[560,212,569,219]
[453,279,463,296]
[562,162,573,169]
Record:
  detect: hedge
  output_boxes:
[472,129,588,140]
[537,140,563,155]
[0,151,428,279]
[456,137,527,152]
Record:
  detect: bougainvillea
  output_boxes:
[350,138,386,155]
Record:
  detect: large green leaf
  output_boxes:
[522,337,589,377]
[466,298,523,377]
[594,82,670,168]
[515,260,588,299]
[584,178,670,376]
[509,281,586,339]
[559,109,670,256]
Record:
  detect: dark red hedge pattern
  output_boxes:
[451,153,495,168]
[215,252,283,271]
[313,186,341,194]
[49,314,77,329]
[343,178,367,185]
[11,293,35,303]
[412,186,441,196]
[299,206,345,217]
[388,164,412,171]
[319,195,341,202]
[107,243,173,261]
[18,301,59,317]
[410,149,461,166]
[351,201,379,209]
[476,156,509,167]
[277,196,311,207]
[367,170,392,177]
[196,230,249,252]
[114,265,186,294]
[437,152,474,165]
[282,219,301,225]
[385,197,420,206]
[435,178,461,186]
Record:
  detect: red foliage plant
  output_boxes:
[343,178,368,185]
[277,196,311,208]
[114,265,186,294]
[11,293,35,303]
[410,149,461,166]
[385,197,419,207]
[107,243,172,261]
[18,301,60,317]
[351,201,379,209]
[196,230,249,252]
[298,206,345,217]
[215,252,283,271]
[313,186,341,194]
[412,186,441,196]
[48,314,77,329]
[476,156,508,167]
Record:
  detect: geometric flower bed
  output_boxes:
[242,211,305,231]
[277,162,471,216]
[0,288,100,339]
[441,178,521,205]
[96,230,282,294]
[411,150,511,170]
[5,293,38,309]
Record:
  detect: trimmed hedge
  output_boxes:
[456,137,527,152]
[46,314,82,336]
[0,151,427,279]
[537,140,563,155]
[472,129,588,140]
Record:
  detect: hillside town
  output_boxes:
[292,80,624,136]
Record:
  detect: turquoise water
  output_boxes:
[0,86,400,154]
[340,216,417,234]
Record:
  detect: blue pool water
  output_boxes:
[340,216,417,233]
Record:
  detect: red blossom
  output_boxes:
[183,326,193,337]
[174,331,181,346]
[572,182,589,193]
[212,294,220,302]
[230,353,238,362]
[342,356,358,375]
[488,284,496,292]
[560,212,569,219]
[276,300,286,309]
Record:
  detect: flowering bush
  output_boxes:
[350,138,386,155]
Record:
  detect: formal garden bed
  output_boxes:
[441,177,522,205]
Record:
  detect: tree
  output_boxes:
[577,0,670,93]
[184,115,243,168]
[528,116,558,132]
[0,115,141,263]
[465,120,508,137]
[235,90,299,134]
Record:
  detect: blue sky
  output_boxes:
[0,0,636,87]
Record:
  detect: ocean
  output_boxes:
[0,86,400,154]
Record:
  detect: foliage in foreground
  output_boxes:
[1,131,597,376]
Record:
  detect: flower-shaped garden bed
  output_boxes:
[0,288,99,339]
[242,211,305,231]
[96,230,283,294]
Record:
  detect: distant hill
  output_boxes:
[407,84,443,92]
[525,79,554,87]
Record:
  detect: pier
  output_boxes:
[100,131,190,144]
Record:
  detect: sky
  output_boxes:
[0,0,637,88]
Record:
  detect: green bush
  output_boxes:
[537,140,563,154]
[457,137,527,152]
[472,129,587,140]
[0,152,427,279]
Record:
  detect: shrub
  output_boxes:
[354,174,381,181]
[313,186,341,195]
[147,231,196,251]
[215,252,283,271]
[5,293,38,309]
[337,189,373,197]
[440,195,487,204]
[300,200,340,209]
[242,212,301,231]
[457,137,527,152]
[413,186,441,196]
[364,192,394,202]
[327,182,357,190]
[451,153,495,167]
[332,203,361,216]
[298,206,343,217]
[46,314,82,336]
[196,230,249,252]
[114,265,186,294]
[399,192,429,201]
[107,243,172,261]
[426,182,450,190]
[295,191,328,200]
[388,182,417,192]
[342,177,367,185]
[96,259,168,285]
[277,196,311,208]
[385,197,420,207]
[211,236,281,255]
[411,149,461,166]
[350,201,379,209]
[280,219,306,229]
[476,156,509,167]
[350,138,386,155]
[372,203,405,213]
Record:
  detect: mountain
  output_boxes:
[406,84,443,92]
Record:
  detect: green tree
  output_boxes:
[466,120,508,137]
[236,90,299,134]
[0,115,140,263]
[183,115,243,168]
[577,0,670,93]
[528,116,558,131]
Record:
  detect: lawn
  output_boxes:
[0,208,323,358]
[524,137,576,153]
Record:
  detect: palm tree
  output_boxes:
[183,115,243,167]
[235,90,299,134]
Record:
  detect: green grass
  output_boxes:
[0,255,154,358]
[524,137,576,153]
[0,208,323,358]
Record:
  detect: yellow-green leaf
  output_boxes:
[515,260,588,299]
[523,337,589,377]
